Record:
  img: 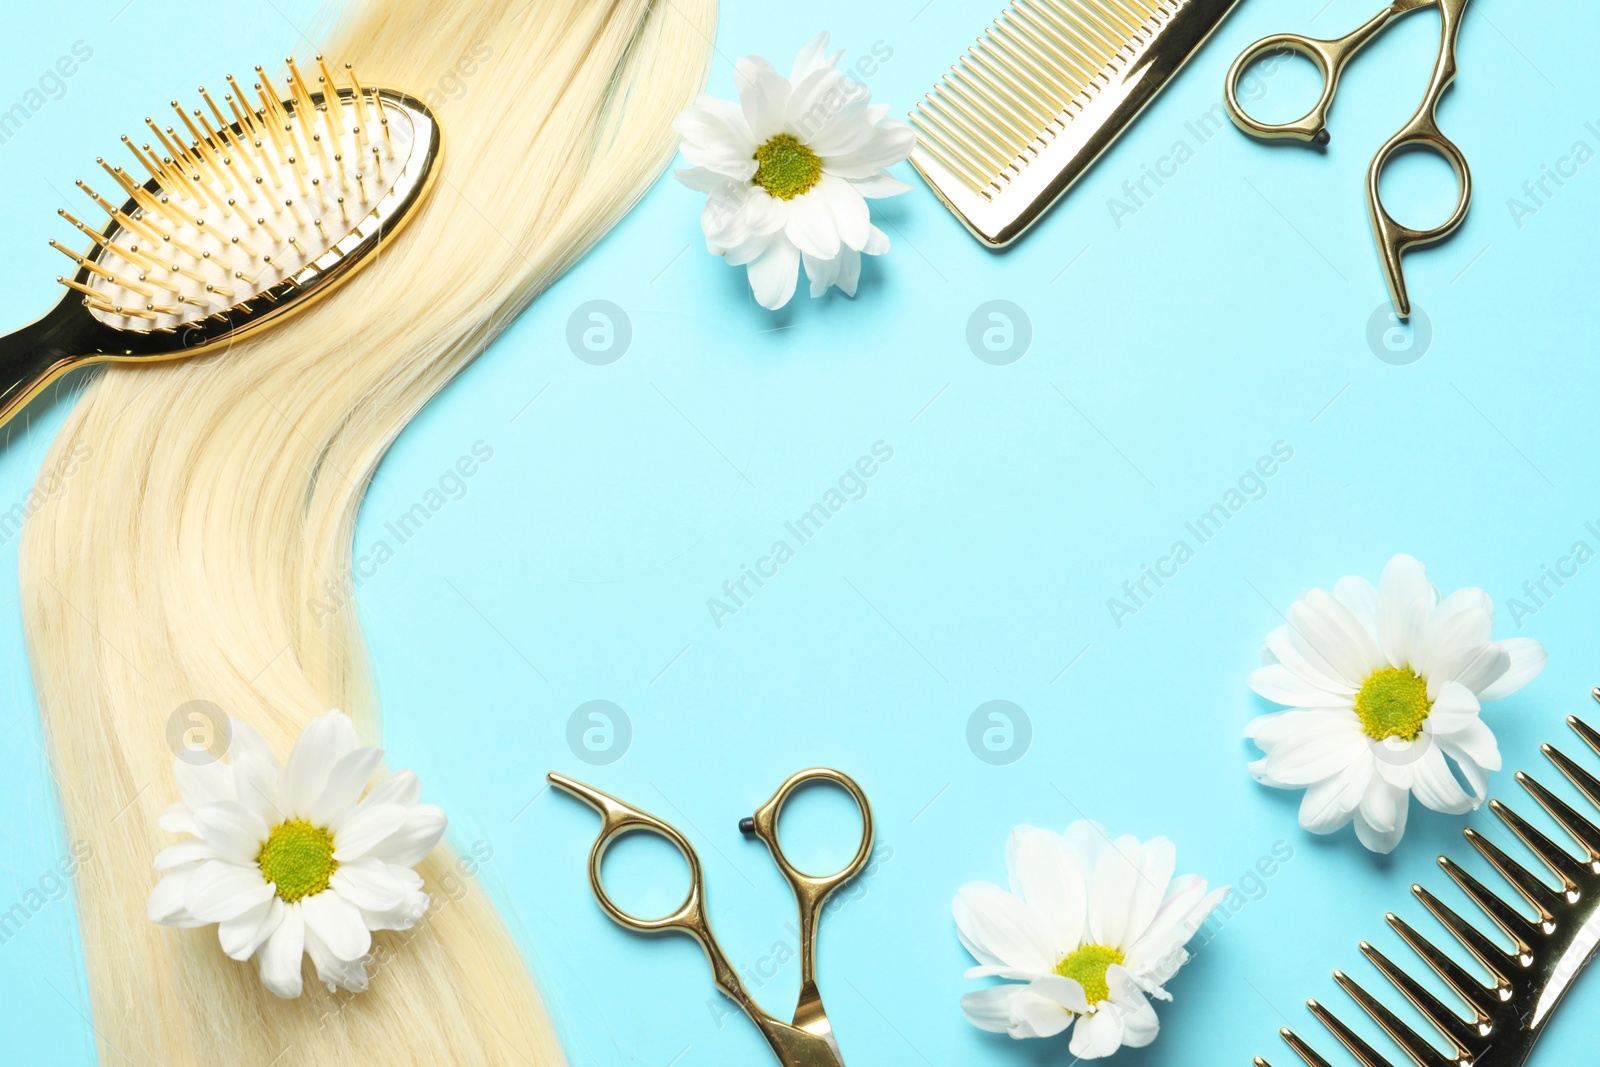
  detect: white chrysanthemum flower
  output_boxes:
[1246,554,1546,854]
[674,31,914,310]
[148,710,446,998]
[954,822,1226,1059]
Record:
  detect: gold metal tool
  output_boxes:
[1257,707,1600,1067]
[0,60,442,428]
[549,768,875,1067]
[909,0,1246,246]
[1225,0,1472,319]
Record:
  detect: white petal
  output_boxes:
[1290,588,1385,682]
[1439,717,1502,773]
[788,31,833,84]
[1334,575,1380,638]
[301,888,371,962]
[157,801,197,835]
[366,805,447,868]
[1479,637,1546,700]
[1410,745,1479,814]
[1378,554,1432,668]
[1005,826,1085,956]
[802,250,842,298]
[283,711,359,818]
[1264,624,1358,697]
[783,188,840,259]
[1250,663,1352,708]
[304,923,370,993]
[331,802,410,862]
[148,864,204,927]
[1297,758,1372,833]
[816,175,869,251]
[329,856,407,912]
[363,769,422,809]
[1252,711,1368,786]
[218,895,282,960]
[1087,835,1143,948]
[1125,837,1176,945]
[734,55,790,141]
[960,985,1021,1034]
[745,237,800,310]
[154,839,216,870]
[1425,680,1482,735]
[1068,1001,1126,1058]
[1010,978,1079,1038]
[1106,968,1160,1047]
[1353,793,1411,854]
[847,172,913,198]
[192,800,270,864]
[1416,588,1493,679]
[173,756,234,810]
[834,246,863,297]
[310,744,383,827]
[953,882,1055,977]
[187,859,274,924]
[674,94,758,177]
[258,903,306,998]
[228,720,285,828]
[820,119,915,178]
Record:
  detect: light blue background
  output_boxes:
[3,0,1599,1064]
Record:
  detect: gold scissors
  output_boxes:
[548,767,875,1067]
[1224,0,1472,319]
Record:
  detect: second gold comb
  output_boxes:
[910,0,1244,246]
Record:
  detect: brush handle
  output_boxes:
[0,298,92,429]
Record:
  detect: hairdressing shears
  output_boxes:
[1224,0,1472,318]
[549,767,875,1067]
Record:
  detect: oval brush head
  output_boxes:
[0,56,441,427]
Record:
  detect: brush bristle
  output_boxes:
[56,57,414,334]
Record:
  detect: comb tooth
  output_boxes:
[1305,998,1399,1067]
[1099,0,1149,30]
[934,80,1027,162]
[1332,969,1453,1067]
[1437,856,1538,952]
[1411,884,1512,982]
[1545,736,1600,814]
[959,53,1046,135]
[947,67,1034,148]
[991,18,1079,105]
[976,38,1058,122]
[1280,1028,1337,1067]
[915,95,1007,174]
[1358,941,1479,1056]
[968,45,1055,128]
[1493,795,1588,889]
[1020,0,1110,76]
[1572,712,1600,757]
[1044,0,1121,60]
[1075,0,1138,41]
[912,106,1006,188]
[1465,824,1568,917]
[1010,2,1097,86]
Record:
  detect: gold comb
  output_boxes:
[1257,709,1600,1067]
[909,0,1245,246]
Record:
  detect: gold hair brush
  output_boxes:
[1258,709,1600,1067]
[0,57,441,428]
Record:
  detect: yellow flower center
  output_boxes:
[257,819,338,902]
[1355,667,1432,741]
[1055,943,1125,1006]
[752,133,822,200]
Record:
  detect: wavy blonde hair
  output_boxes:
[17,0,715,1061]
